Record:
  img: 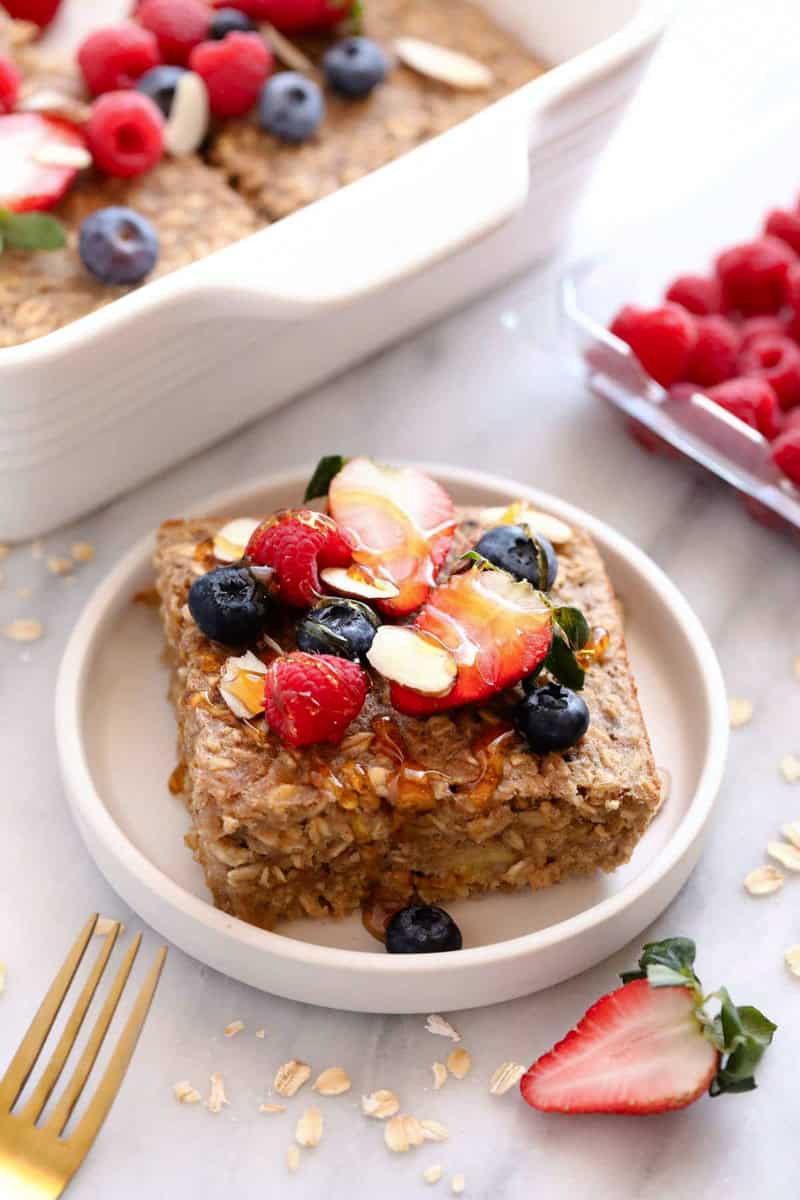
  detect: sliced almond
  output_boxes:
[274,1059,311,1097]
[295,1107,323,1148]
[362,1089,400,1119]
[488,1061,525,1095]
[393,36,493,91]
[425,1014,461,1042]
[260,22,315,73]
[206,1073,229,1113]
[173,1080,202,1104]
[423,1165,443,1184]
[312,1066,351,1095]
[17,88,91,123]
[367,626,457,697]
[220,650,268,720]
[780,754,800,783]
[213,517,260,563]
[420,1119,449,1143]
[500,501,573,547]
[767,841,800,871]
[446,1047,471,1079]
[785,945,800,977]
[431,1062,448,1090]
[286,1144,301,1173]
[164,70,209,157]
[320,564,400,601]
[728,697,754,729]
[743,865,784,896]
[32,141,91,168]
[782,821,800,849]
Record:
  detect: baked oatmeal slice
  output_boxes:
[154,508,660,931]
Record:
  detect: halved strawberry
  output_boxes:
[0,113,87,213]
[521,979,719,1115]
[246,508,353,608]
[327,458,456,617]
[386,565,552,715]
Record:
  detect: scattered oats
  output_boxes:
[206,1073,229,1113]
[46,555,73,576]
[452,1174,465,1195]
[393,36,493,90]
[793,654,800,680]
[784,945,800,977]
[0,963,5,993]
[488,1061,525,1095]
[16,586,32,599]
[255,1028,266,1039]
[424,1165,443,1185]
[295,1107,323,1148]
[94,916,124,936]
[728,697,753,728]
[62,575,75,587]
[743,865,784,896]
[425,1014,461,1042]
[767,841,800,871]
[782,821,800,848]
[432,1061,448,1089]
[274,1059,311,1097]
[173,1080,202,1104]
[361,1089,400,1119]
[420,1119,449,1143]
[261,22,315,73]
[385,1114,425,1152]
[312,1066,351,1095]
[71,541,95,563]
[780,754,800,784]
[446,1047,471,1079]
[286,1144,301,1173]
[0,545,9,561]
[2,618,43,642]
[30,539,43,559]
[259,1103,286,1114]
[224,1020,244,1038]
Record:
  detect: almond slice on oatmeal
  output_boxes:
[393,36,493,91]
[260,22,315,74]
[368,626,457,697]
[164,70,209,157]
[320,564,400,602]
[212,517,260,563]
[219,650,268,719]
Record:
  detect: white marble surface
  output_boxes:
[2,2,800,1197]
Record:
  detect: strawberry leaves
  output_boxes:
[304,455,347,502]
[542,605,590,691]
[0,206,66,253]
[620,936,700,988]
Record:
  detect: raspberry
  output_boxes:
[188,32,271,117]
[78,24,161,97]
[738,333,800,410]
[264,652,368,747]
[137,0,210,65]
[739,314,789,349]
[246,508,352,607]
[211,0,352,31]
[706,378,782,441]
[764,208,800,256]
[86,91,164,178]
[664,274,721,316]
[771,428,800,486]
[715,236,796,315]
[785,261,800,311]
[609,303,697,387]
[784,407,800,433]
[0,0,62,29]
[0,56,22,114]
[684,315,738,386]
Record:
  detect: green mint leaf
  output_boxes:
[543,633,585,691]
[620,937,699,987]
[0,208,66,252]
[303,455,347,502]
[552,606,590,651]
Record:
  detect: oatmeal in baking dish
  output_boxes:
[0,2,545,347]
[154,459,660,949]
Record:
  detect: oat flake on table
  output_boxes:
[488,1061,526,1095]
[446,1047,471,1079]
[780,754,800,783]
[785,946,800,977]
[743,865,784,896]
[361,1089,400,1119]
[425,1014,461,1041]
[206,1073,229,1113]
[767,841,800,871]
[173,1081,202,1105]
[0,963,6,993]
[432,1061,448,1089]
[2,618,43,642]
[728,697,753,728]
[424,1165,443,1184]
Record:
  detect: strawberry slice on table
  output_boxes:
[246,508,353,608]
[0,113,87,213]
[520,938,776,1116]
[327,457,457,618]
[384,564,553,715]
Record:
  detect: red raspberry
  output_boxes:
[0,56,22,114]
[0,0,62,29]
[609,303,697,387]
[706,378,782,441]
[738,333,800,410]
[665,274,721,316]
[764,208,800,256]
[264,652,368,747]
[784,407,800,433]
[78,25,161,97]
[771,428,800,486]
[137,0,210,65]
[684,315,738,386]
[211,0,352,30]
[86,91,164,178]
[739,314,789,348]
[715,236,796,315]
[246,508,352,607]
[189,32,271,117]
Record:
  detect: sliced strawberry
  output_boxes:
[388,565,552,715]
[520,979,719,1116]
[246,508,353,608]
[0,113,87,213]
[211,0,352,31]
[327,458,456,617]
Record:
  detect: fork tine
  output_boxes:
[46,933,141,1138]
[68,946,167,1158]
[0,914,98,1113]
[20,921,122,1125]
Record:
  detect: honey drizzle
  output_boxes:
[371,716,440,812]
[465,723,514,811]
[168,762,187,795]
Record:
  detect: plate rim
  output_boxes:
[55,463,728,985]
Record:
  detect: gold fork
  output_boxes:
[0,915,166,1199]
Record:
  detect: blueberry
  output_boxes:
[209,7,256,38]
[296,597,379,661]
[188,565,269,645]
[385,905,463,954]
[514,683,590,754]
[323,36,388,98]
[135,65,185,118]
[258,72,324,143]
[78,207,159,286]
[475,525,558,591]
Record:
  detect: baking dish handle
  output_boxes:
[206,105,531,313]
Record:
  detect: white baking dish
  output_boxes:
[1,0,672,541]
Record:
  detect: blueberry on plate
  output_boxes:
[209,7,257,38]
[385,905,463,954]
[135,64,186,118]
[296,597,379,661]
[188,565,269,645]
[78,207,159,286]
[514,683,590,754]
[258,72,324,143]
[475,524,558,591]
[323,36,388,98]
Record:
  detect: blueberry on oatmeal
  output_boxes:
[188,564,269,644]
[323,36,388,98]
[385,905,463,954]
[135,64,186,117]
[514,682,590,754]
[475,524,558,591]
[209,7,257,39]
[258,72,324,143]
[296,597,380,661]
[78,206,159,285]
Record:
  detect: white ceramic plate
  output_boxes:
[55,465,727,1013]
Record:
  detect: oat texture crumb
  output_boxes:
[743,865,784,896]
[259,1103,286,1114]
[425,1014,461,1042]
[728,697,753,728]
[2,618,43,642]
[173,1080,202,1104]
[312,1066,351,1095]
[362,1089,400,1119]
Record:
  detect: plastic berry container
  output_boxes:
[562,111,800,539]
